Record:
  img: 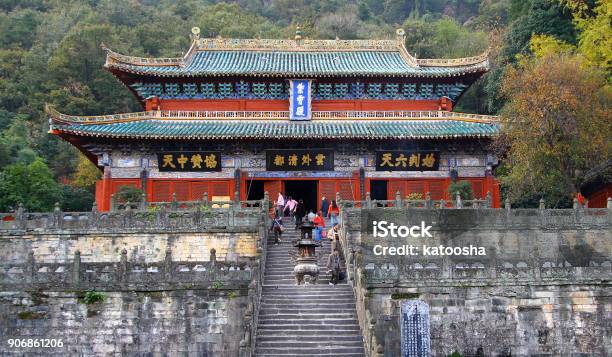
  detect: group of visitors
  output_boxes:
[271,192,345,285]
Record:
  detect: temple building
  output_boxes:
[48,28,501,212]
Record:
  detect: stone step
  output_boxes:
[262,285,353,291]
[257,334,363,342]
[255,346,365,355]
[256,341,364,349]
[258,313,357,320]
[260,308,358,315]
[260,303,359,310]
[255,353,364,357]
[259,318,359,325]
[257,324,361,332]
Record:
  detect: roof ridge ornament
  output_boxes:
[191,27,200,41]
[295,25,303,41]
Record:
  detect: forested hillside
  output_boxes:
[0,0,609,210]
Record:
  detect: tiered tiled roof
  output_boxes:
[103,29,489,78]
[48,108,499,140]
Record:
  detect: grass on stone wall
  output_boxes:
[79,290,105,305]
[17,311,46,320]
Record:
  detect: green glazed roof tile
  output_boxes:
[52,119,499,140]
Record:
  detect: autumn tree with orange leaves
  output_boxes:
[497,53,611,207]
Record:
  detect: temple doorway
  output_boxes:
[245,180,265,201]
[370,180,388,201]
[283,180,318,213]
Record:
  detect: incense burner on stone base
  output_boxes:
[293,222,319,285]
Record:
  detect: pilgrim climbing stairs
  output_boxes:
[255,219,366,356]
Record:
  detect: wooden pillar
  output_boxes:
[100,166,112,212]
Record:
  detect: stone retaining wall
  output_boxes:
[339,207,611,357]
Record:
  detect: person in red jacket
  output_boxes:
[313,211,326,243]
[327,200,340,226]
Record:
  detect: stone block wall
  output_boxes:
[0,207,269,356]
[340,207,612,356]
[0,289,248,356]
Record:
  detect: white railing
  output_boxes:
[47,106,499,125]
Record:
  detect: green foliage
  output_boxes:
[17,310,45,319]
[449,352,463,357]
[61,185,95,212]
[114,186,143,204]
[0,158,61,211]
[402,16,488,58]
[448,181,474,200]
[82,290,105,305]
[212,281,224,289]
[72,155,101,190]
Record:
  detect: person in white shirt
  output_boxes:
[307,209,316,222]
[276,192,285,217]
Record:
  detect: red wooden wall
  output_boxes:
[586,184,612,208]
[150,98,448,111]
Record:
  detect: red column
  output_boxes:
[100,166,112,212]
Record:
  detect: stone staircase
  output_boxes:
[255,218,365,356]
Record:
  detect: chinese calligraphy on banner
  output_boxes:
[375,151,439,171]
[400,300,431,357]
[157,152,221,172]
[266,149,333,171]
[289,79,311,120]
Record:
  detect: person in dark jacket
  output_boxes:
[320,196,329,218]
[326,249,341,285]
[294,199,306,229]
[269,213,284,244]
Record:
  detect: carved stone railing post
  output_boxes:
[156,203,167,227]
[234,191,240,205]
[395,191,402,208]
[262,191,269,213]
[171,192,178,210]
[608,197,612,209]
[425,192,432,209]
[485,191,492,208]
[110,194,116,211]
[53,202,62,229]
[336,192,342,206]
[505,198,511,210]
[124,201,133,228]
[140,193,147,210]
[15,203,25,230]
[119,249,128,284]
[203,192,209,207]
[90,202,99,229]
[73,250,81,287]
[439,199,446,209]
[228,201,235,226]
[455,192,462,209]
[365,192,372,209]
[573,197,580,210]
[209,248,217,268]
[539,198,546,210]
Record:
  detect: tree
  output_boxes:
[448,181,474,200]
[60,185,94,212]
[497,53,611,207]
[72,154,101,190]
[0,158,61,211]
[560,0,612,73]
